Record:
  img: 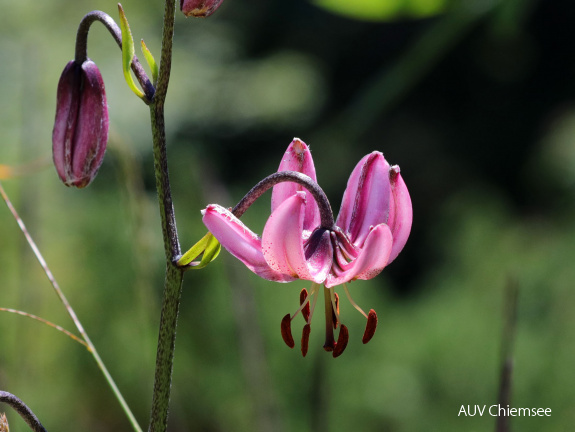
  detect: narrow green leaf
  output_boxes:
[193,234,221,270]
[141,39,159,84]
[178,232,211,266]
[118,4,145,100]
[177,232,221,269]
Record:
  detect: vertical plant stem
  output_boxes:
[147,1,185,432]
[150,0,179,261]
[495,277,519,432]
[147,265,184,432]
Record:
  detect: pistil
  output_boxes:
[322,286,336,351]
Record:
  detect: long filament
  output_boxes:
[343,283,368,319]
[291,283,319,321]
[307,283,321,324]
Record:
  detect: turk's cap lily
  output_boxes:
[52,59,109,188]
[202,138,412,356]
[202,138,412,287]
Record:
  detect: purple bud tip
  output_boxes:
[180,0,223,17]
[52,60,109,188]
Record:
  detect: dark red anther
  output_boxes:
[332,292,340,329]
[281,314,295,348]
[332,324,349,358]
[362,309,378,344]
[301,324,311,357]
[300,288,310,322]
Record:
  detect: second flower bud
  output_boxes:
[52,59,109,188]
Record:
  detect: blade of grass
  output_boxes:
[0,180,143,432]
[0,308,88,348]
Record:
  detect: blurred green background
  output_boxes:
[1,0,574,430]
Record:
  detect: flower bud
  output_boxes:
[52,60,109,188]
[180,0,223,17]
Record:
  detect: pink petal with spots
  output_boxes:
[202,204,295,282]
[263,192,332,284]
[271,138,320,232]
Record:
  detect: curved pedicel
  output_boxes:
[74,10,155,102]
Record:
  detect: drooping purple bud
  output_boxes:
[52,60,109,188]
[180,0,223,17]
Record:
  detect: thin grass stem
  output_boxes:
[0,180,143,432]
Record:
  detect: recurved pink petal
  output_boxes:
[325,224,392,288]
[263,192,332,284]
[202,204,295,282]
[335,152,391,248]
[387,166,412,263]
[271,138,320,233]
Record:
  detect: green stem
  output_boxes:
[147,1,185,431]
[149,0,179,261]
[147,265,184,432]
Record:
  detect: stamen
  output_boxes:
[301,324,311,357]
[307,283,320,324]
[362,309,378,344]
[331,292,340,329]
[300,288,310,322]
[343,283,368,319]
[280,313,295,348]
[332,324,349,358]
[329,288,340,329]
[290,288,313,322]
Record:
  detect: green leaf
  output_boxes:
[194,233,221,270]
[312,0,449,22]
[118,4,145,100]
[177,232,221,269]
[141,39,159,84]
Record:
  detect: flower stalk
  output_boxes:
[232,170,335,230]
[146,1,185,432]
[74,9,155,102]
[0,391,47,432]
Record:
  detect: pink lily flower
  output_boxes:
[202,138,412,356]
